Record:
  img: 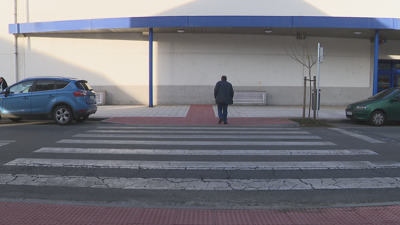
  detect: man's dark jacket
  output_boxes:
[214,80,234,105]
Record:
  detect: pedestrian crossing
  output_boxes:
[1,174,400,190]
[0,140,16,147]
[2,125,397,191]
[73,133,322,139]
[88,129,310,134]
[56,139,335,146]
[34,147,378,156]
[7,158,398,170]
[329,128,386,143]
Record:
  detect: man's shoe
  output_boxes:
[218,118,223,124]
[224,122,228,124]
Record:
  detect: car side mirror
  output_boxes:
[4,89,9,97]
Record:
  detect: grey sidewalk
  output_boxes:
[91,105,347,119]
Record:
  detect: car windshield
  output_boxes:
[369,89,400,100]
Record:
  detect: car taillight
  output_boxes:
[73,91,87,97]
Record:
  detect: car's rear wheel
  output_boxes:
[9,118,22,122]
[75,115,89,122]
[370,111,385,126]
[54,105,73,125]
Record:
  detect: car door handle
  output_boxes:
[23,97,29,100]
[48,95,55,98]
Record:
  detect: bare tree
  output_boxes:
[283,31,319,119]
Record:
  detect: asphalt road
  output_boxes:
[0,119,400,209]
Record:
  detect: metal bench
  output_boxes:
[233,91,266,105]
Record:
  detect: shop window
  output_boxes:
[378,62,391,70]
[378,75,390,90]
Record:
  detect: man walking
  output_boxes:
[214,75,234,124]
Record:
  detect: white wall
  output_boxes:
[16,33,371,88]
[308,37,371,87]
[0,0,17,84]
[155,34,371,88]
[19,33,149,86]
[15,0,400,23]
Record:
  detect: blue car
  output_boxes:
[0,77,97,125]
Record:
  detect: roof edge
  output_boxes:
[8,16,400,34]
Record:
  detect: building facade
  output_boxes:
[1,0,400,106]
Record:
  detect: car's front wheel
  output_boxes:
[54,105,73,125]
[370,110,385,126]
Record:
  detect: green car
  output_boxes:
[346,87,400,126]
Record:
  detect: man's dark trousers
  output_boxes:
[217,103,228,123]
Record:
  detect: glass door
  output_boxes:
[378,74,390,91]
[377,60,400,92]
[395,75,400,87]
[378,61,392,92]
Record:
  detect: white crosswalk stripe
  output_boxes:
[73,133,322,139]
[87,130,310,134]
[34,148,378,156]
[96,126,301,131]
[57,139,335,146]
[0,140,16,148]
[2,125,395,191]
[6,159,397,170]
[1,174,399,191]
[329,128,386,143]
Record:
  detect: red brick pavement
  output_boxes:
[1,201,400,224]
